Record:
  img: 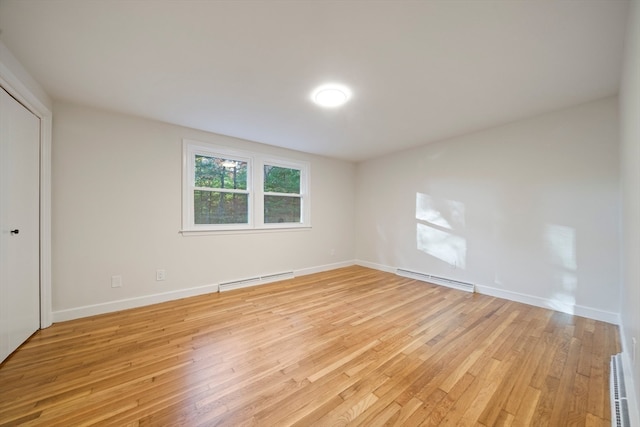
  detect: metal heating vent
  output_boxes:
[396,268,475,293]
[610,353,631,427]
[219,271,294,292]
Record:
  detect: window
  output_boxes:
[194,154,250,225]
[264,163,301,224]
[183,140,310,232]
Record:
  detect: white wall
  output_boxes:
[619,0,640,421]
[52,102,356,319]
[0,41,52,112]
[356,97,620,322]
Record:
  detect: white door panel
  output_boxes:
[0,87,40,363]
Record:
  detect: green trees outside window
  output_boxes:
[194,155,249,224]
[264,165,301,224]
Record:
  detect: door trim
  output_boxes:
[0,47,53,328]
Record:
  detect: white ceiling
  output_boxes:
[0,0,630,162]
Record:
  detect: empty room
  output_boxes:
[0,0,638,426]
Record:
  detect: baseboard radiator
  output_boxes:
[396,268,475,293]
[218,271,294,292]
[610,353,631,427]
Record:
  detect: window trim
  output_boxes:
[257,157,309,229]
[182,139,311,233]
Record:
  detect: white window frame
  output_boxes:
[257,157,309,229]
[182,139,311,233]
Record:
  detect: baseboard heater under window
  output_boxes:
[218,271,294,292]
[610,353,631,427]
[396,268,475,293]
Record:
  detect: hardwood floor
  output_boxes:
[0,266,620,426]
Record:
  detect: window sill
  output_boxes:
[180,226,312,236]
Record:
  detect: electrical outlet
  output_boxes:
[156,269,166,281]
[111,275,122,288]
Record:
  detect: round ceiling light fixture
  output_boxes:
[311,84,351,108]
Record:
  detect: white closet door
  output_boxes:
[0,87,40,363]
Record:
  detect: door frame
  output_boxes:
[0,47,52,329]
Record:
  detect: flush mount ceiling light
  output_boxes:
[311,84,351,108]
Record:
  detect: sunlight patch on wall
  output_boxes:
[545,224,578,314]
[416,193,465,230]
[545,224,577,270]
[416,193,466,269]
[416,223,467,268]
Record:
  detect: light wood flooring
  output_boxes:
[0,266,620,426]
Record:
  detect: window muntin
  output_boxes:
[183,140,310,232]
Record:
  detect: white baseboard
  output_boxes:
[52,283,219,323]
[294,260,356,277]
[356,260,621,325]
[475,284,620,325]
[354,259,396,273]
[52,260,358,323]
[53,260,622,328]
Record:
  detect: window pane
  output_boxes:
[264,165,300,193]
[195,155,247,190]
[264,195,301,223]
[194,190,248,224]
